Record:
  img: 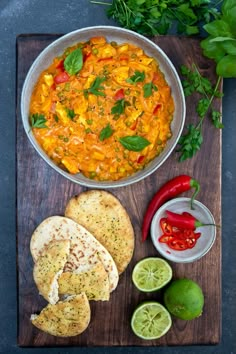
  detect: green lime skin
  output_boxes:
[163,278,204,320]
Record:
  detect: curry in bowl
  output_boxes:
[29,36,174,181]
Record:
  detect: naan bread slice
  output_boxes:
[30,216,119,292]
[58,261,110,301]
[33,239,70,304]
[65,190,135,274]
[31,293,90,337]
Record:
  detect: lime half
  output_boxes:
[131,301,172,340]
[132,257,172,292]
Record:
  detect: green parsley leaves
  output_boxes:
[177,64,223,162]
[30,113,47,129]
[84,76,106,98]
[64,48,83,76]
[111,98,130,119]
[93,0,220,36]
[143,82,158,98]
[126,70,145,84]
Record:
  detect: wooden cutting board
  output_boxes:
[16,34,222,347]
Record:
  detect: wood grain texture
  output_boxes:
[16,34,222,347]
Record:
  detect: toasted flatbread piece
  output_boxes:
[65,190,134,274]
[31,293,90,337]
[58,261,110,301]
[33,239,70,304]
[30,216,119,292]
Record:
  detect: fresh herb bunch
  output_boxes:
[177,64,223,161]
[91,0,221,36]
[200,0,236,78]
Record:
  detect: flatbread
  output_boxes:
[31,293,90,337]
[30,216,119,292]
[65,190,134,274]
[58,261,110,301]
[33,239,70,304]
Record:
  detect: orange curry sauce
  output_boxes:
[30,36,174,181]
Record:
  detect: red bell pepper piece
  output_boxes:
[54,71,70,84]
[114,89,125,101]
[98,57,113,62]
[83,52,92,62]
[153,103,162,115]
[137,155,145,164]
[56,59,65,70]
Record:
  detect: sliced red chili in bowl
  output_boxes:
[158,234,175,243]
[167,239,187,251]
[160,218,173,235]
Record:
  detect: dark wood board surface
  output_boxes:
[16,34,222,347]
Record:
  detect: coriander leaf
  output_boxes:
[84,76,106,97]
[99,123,114,141]
[119,135,150,151]
[196,98,210,117]
[111,99,130,116]
[143,82,158,98]
[126,70,145,84]
[211,110,224,128]
[64,48,83,75]
[94,0,220,36]
[30,113,47,128]
[177,124,203,162]
[178,65,223,161]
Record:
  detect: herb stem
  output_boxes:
[90,1,111,5]
[195,75,221,130]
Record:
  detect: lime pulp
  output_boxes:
[131,301,172,340]
[132,257,173,292]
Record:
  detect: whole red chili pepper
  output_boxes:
[166,210,213,230]
[142,175,200,242]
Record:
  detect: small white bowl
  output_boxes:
[150,197,216,263]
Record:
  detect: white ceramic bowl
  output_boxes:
[21,26,185,188]
[150,197,216,263]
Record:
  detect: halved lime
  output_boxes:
[132,257,172,292]
[131,301,172,340]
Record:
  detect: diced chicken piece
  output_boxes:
[43,74,54,87]
[55,102,70,124]
[117,44,129,54]
[72,95,88,115]
[61,157,79,174]
[97,44,117,58]
[112,66,130,85]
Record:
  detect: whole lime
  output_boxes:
[163,278,204,320]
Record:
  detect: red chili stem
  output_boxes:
[142,175,200,242]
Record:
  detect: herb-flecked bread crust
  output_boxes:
[31,293,90,337]
[65,190,135,274]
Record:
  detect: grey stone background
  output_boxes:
[0,0,235,353]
